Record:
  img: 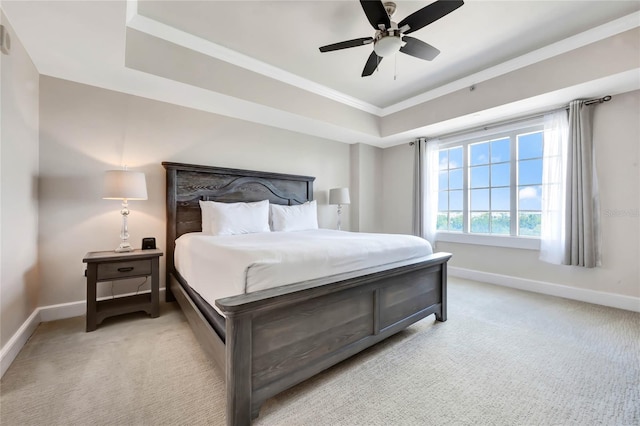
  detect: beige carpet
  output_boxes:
[1,278,638,426]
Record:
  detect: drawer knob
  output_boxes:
[117,267,134,273]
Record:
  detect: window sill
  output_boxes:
[436,232,540,250]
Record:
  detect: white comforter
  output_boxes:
[175,229,433,312]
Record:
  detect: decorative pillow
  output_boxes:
[199,200,270,236]
[270,201,318,232]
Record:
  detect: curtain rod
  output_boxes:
[409,95,611,145]
[584,95,612,105]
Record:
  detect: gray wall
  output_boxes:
[350,143,383,233]
[381,90,640,298]
[0,13,40,348]
[382,143,414,235]
[37,76,353,307]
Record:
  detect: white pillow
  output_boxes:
[270,201,318,232]
[199,200,214,234]
[199,200,270,236]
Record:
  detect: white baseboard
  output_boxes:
[0,308,41,378]
[449,267,640,312]
[1,287,167,378]
[39,300,86,322]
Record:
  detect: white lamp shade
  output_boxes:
[329,187,350,205]
[102,170,148,200]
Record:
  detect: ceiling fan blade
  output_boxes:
[362,51,382,77]
[319,37,374,53]
[360,0,391,30]
[398,0,464,34]
[400,36,441,61]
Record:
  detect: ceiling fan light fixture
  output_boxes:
[373,35,402,57]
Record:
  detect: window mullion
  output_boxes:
[510,133,518,236]
[463,142,469,234]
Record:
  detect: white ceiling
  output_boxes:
[2,0,640,147]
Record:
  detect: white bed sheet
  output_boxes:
[175,229,433,314]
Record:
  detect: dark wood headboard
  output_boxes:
[162,162,315,297]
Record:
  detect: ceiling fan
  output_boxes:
[319,0,464,77]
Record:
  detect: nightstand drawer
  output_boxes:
[97,259,151,280]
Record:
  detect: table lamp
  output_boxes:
[329,187,350,231]
[103,169,147,252]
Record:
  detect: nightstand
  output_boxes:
[83,249,163,332]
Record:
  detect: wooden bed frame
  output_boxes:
[163,162,451,425]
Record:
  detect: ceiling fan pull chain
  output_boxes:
[394,53,398,81]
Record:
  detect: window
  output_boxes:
[436,120,544,240]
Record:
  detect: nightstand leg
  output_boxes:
[86,265,98,332]
[150,257,160,318]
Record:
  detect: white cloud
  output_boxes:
[519,186,539,199]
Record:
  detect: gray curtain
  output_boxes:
[412,138,426,238]
[564,100,601,267]
[413,138,438,244]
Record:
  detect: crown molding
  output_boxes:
[125,0,383,116]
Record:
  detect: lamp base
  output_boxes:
[115,242,133,253]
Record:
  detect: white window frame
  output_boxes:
[435,118,544,250]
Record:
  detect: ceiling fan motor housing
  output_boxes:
[373,20,403,57]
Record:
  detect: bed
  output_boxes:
[163,161,451,425]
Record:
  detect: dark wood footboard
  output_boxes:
[216,252,450,425]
